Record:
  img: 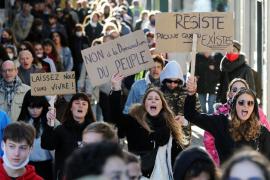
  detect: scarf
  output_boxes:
[148,75,160,87]
[0,76,22,113]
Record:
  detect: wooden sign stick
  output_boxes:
[190,34,198,77]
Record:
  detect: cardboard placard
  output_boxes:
[155,12,234,52]
[81,30,154,86]
[31,71,76,96]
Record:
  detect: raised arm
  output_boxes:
[184,76,225,134]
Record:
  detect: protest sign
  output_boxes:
[30,71,76,96]
[81,30,154,86]
[156,12,234,52]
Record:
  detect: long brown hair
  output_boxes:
[229,89,260,141]
[130,88,184,146]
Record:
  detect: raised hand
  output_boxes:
[111,73,124,91]
[186,75,197,96]
[46,107,56,127]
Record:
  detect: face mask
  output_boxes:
[76,31,83,37]
[37,26,43,31]
[150,19,155,26]
[36,53,43,58]
[90,21,97,27]
[2,143,30,170]
[226,53,239,62]
[8,53,14,59]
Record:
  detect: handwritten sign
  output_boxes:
[155,12,234,52]
[81,30,154,86]
[30,72,76,96]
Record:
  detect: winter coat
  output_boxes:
[109,91,183,178]
[217,54,255,103]
[0,81,30,122]
[41,119,93,179]
[0,159,43,180]
[185,95,270,163]
[195,53,223,94]
[85,23,103,45]
[204,102,270,165]
[160,61,202,146]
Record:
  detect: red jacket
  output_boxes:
[0,159,43,180]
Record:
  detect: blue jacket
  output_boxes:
[123,72,151,114]
[0,110,11,156]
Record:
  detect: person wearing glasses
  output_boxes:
[222,147,270,180]
[204,78,270,166]
[185,76,270,164]
[0,60,30,122]
[160,60,202,147]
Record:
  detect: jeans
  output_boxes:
[198,93,216,114]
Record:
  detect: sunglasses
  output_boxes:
[227,177,264,180]
[231,87,246,93]
[166,79,181,84]
[237,99,254,107]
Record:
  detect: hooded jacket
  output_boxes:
[217,54,255,103]
[173,147,215,180]
[160,61,201,146]
[0,159,43,180]
[160,61,184,85]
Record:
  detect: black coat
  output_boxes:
[184,95,270,163]
[217,54,255,103]
[41,120,91,179]
[85,22,103,45]
[195,53,223,94]
[109,91,183,177]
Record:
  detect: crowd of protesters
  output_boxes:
[0,0,270,180]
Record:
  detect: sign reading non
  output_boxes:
[155,12,234,52]
[31,71,76,96]
[81,30,154,86]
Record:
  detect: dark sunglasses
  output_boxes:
[237,99,254,107]
[227,177,264,180]
[166,79,181,84]
[231,87,246,93]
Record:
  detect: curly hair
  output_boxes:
[229,89,260,141]
[133,88,184,146]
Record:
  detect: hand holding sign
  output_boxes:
[186,75,197,96]
[46,106,56,127]
[111,73,124,91]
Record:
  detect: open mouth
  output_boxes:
[77,109,83,113]
[150,106,157,111]
[241,110,248,117]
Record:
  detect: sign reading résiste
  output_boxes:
[155,12,234,52]
[30,71,76,96]
[81,30,154,86]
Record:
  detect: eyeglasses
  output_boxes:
[1,68,16,73]
[166,79,181,84]
[227,177,264,180]
[237,99,254,107]
[231,87,246,93]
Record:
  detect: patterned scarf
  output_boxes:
[0,76,22,113]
